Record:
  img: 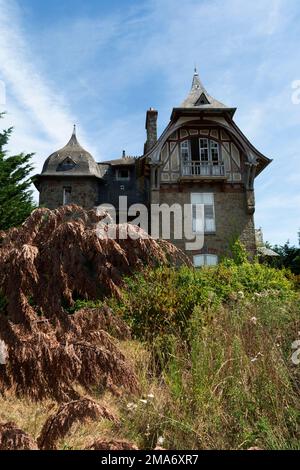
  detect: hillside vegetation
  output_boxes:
[0,207,299,450]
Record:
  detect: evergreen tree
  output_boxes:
[0,115,36,230]
[268,233,300,275]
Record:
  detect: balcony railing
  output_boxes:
[182,161,225,177]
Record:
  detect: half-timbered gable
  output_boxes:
[142,70,271,262]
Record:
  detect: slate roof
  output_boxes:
[41,126,101,178]
[99,156,137,166]
[172,69,236,118]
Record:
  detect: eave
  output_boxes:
[170,107,237,121]
[32,173,103,191]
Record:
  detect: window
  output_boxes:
[58,157,76,171]
[63,187,72,205]
[195,93,210,106]
[116,168,130,181]
[193,254,218,267]
[210,141,219,163]
[199,139,209,162]
[180,140,190,163]
[191,193,216,233]
[180,138,220,163]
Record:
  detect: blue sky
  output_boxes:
[0,0,299,245]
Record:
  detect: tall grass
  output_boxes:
[109,262,300,449]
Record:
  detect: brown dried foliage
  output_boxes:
[0,205,188,324]
[0,422,38,450]
[37,398,117,450]
[0,308,138,401]
[0,205,188,401]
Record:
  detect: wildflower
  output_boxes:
[127,402,137,411]
[237,291,244,299]
[157,436,165,446]
[147,393,154,399]
[250,316,257,325]
[139,399,148,404]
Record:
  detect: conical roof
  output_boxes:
[42,126,100,177]
[179,69,234,113]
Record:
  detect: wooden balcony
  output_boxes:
[180,161,227,181]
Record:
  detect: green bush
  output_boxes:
[109,262,297,341]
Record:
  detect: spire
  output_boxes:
[67,124,79,147]
[191,68,202,91]
[179,68,229,110]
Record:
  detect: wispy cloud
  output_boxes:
[0,0,96,169]
[0,0,299,244]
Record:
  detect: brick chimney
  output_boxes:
[144,108,158,154]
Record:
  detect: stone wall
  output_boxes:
[152,183,256,260]
[39,177,98,209]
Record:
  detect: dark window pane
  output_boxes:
[191,137,199,161]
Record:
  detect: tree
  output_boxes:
[270,235,300,275]
[0,115,36,230]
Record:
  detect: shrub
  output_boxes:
[110,263,297,342]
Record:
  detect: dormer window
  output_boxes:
[116,168,130,181]
[195,93,210,106]
[57,156,77,171]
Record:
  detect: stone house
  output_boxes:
[34,70,271,265]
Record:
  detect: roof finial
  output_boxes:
[194,65,198,74]
[72,124,76,136]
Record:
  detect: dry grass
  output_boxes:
[0,393,55,441]
[0,390,125,450]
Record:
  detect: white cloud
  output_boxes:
[0,0,96,166]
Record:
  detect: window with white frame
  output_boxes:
[193,254,218,267]
[191,193,216,233]
[63,187,72,205]
[180,140,190,163]
[180,138,220,163]
[199,138,209,162]
[210,141,219,163]
[199,138,220,163]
